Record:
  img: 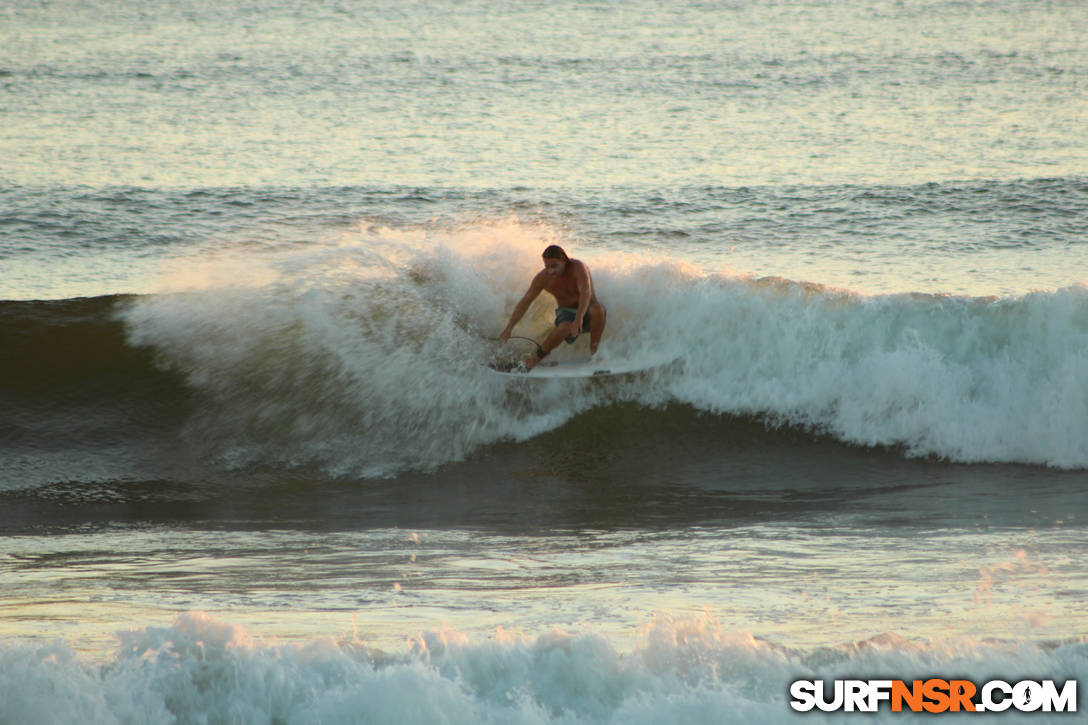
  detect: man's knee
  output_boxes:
[589,304,605,327]
[550,321,576,342]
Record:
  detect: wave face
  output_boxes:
[5,220,1088,477]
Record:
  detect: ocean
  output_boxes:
[2,0,1087,722]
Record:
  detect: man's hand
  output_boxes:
[498,329,511,345]
[570,316,584,340]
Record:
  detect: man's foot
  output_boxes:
[522,352,542,370]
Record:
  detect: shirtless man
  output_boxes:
[498,245,607,370]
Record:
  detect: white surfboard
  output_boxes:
[489,355,678,378]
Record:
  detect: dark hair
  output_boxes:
[542,245,569,262]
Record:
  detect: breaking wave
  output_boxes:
[5,219,1088,476]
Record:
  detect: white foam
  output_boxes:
[655,278,1088,467]
[2,612,1084,724]
[122,220,1088,474]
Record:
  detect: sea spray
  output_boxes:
[120,220,609,476]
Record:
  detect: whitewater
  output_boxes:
[2,611,1085,724]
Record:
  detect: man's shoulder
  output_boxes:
[529,268,551,286]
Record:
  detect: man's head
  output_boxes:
[542,245,569,277]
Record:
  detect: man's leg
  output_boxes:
[587,303,606,355]
[522,322,576,370]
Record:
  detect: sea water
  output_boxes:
[2,1,1087,722]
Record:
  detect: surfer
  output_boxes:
[498,245,606,370]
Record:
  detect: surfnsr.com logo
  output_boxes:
[789,679,1078,714]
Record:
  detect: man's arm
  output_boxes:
[498,272,547,344]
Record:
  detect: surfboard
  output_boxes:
[488,355,677,378]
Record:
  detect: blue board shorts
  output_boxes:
[555,307,593,343]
